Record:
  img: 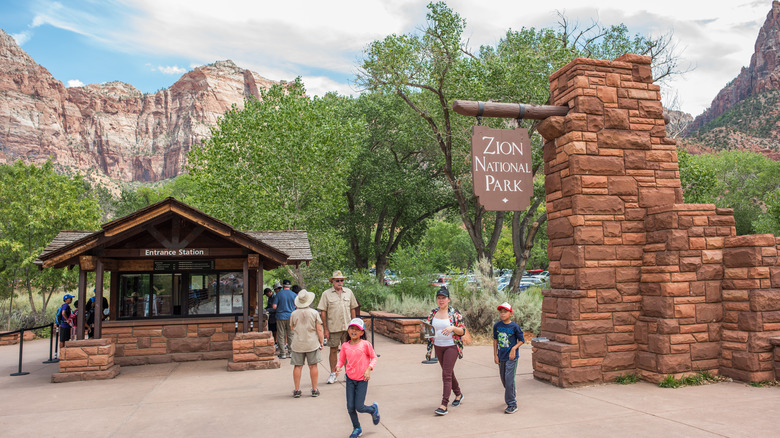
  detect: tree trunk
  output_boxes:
[375,255,388,284]
[7,285,13,331]
[508,196,547,294]
[284,265,306,289]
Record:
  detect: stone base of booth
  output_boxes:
[770,337,780,380]
[368,311,423,344]
[52,339,120,383]
[227,331,279,371]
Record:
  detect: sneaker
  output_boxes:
[434,407,448,416]
[371,403,380,425]
[293,389,302,398]
[327,372,337,384]
[349,428,363,438]
[505,405,518,414]
[311,388,320,397]
[452,393,463,407]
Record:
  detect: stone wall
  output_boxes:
[367,311,424,344]
[52,338,120,382]
[721,235,780,381]
[102,317,251,365]
[0,330,34,346]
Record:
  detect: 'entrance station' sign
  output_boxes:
[471,126,533,211]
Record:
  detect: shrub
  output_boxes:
[615,372,640,385]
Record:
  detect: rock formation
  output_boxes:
[688,1,780,133]
[0,29,278,182]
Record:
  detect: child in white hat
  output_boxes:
[493,302,525,414]
[335,318,380,438]
[290,290,323,397]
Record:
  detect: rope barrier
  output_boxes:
[0,322,59,376]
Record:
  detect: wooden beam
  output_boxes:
[179,225,205,248]
[242,259,249,334]
[104,205,172,237]
[94,260,104,339]
[451,100,569,120]
[79,255,96,271]
[257,261,264,333]
[77,269,87,340]
[146,224,173,248]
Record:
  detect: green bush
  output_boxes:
[615,372,640,385]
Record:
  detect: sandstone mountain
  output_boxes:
[683,1,780,155]
[0,29,278,184]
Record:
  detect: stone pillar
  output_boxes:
[636,205,731,381]
[52,339,120,383]
[227,331,280,371]
[535,54,683,386]
[720,234,780,382]
[772,337,780,380]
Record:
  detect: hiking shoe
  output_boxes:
[452,393,463,407]
[371,403,380,425]
[434,407,448,416]
[311,388,320,397]
[327,372,337,384]
[505,405,518,414]
[292,389,301,398]
[349,427,363,438]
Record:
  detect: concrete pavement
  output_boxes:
[0,334,778,437]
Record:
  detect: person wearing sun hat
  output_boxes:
[493,301,524,414]
[317,270,359,384]
[289,289,324,397]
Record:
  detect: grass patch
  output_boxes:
[749,380,779,388]
[614,372,640,385]
[658,371,725,388]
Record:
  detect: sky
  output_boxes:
[0,0,775,116]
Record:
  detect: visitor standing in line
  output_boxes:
[493,302,524,414]
[317,270,358,384]
[335,318,379,438]
[289,289,323,397]
[57,294,74,349]
[274,280,297,359]
[263,287,278,352]
[426,286,465,416]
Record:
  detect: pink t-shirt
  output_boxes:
[337,339,378,381]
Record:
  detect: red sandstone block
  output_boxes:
[750,290,780,312]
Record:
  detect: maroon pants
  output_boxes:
[435,345,461,407]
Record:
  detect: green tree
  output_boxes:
[677,148,718,204]
[0,161,101,321]
[187,79,364,284]
[343,93,455,280]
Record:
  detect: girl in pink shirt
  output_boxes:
[336,318,379,438]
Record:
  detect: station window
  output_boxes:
[119,271,243,319]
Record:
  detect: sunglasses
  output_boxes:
[334,279,345,283]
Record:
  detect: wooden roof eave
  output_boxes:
[40,234,101,269]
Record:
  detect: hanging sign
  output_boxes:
[471,126,533,211]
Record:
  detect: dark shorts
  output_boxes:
[59,326,71,343]
[268,322,277,333]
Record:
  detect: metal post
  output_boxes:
[10,329,29,376]
[43,323,59,364]
[53,325,60,359]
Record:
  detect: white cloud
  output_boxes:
[300,75,359,98]
[156,65,187,75]
[10,31,31,45]
[20,0,776,116]
[67,79,85,87]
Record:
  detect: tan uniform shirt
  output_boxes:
[317,287,358,332]
[290,307,322,353]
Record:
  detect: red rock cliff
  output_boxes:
[0,29,278,182]
[689,1,780,133]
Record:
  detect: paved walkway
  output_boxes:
[0,334,778,437]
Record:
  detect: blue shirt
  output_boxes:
[274,288,296,320]
[58,303,71,328]
[493,321,524,362]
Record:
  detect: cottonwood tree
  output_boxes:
[187,79,364,285]
[0,161,101,322]
[358,2,688,293]
[342,93,455,282]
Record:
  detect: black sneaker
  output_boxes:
[293,389,302,398]
[505,405,518,414]
[434,407,448,416]
[452,394,463,407]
